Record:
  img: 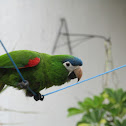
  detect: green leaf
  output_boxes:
[122,92,126,102]
[81,109,105,124]
[83,97,94,106]
[122,119,126,126]
[114,119,122,126]
[114,119,126,126]
[110,108,119,116]
[93,95,104,107]
[67,107,84,117]
[105,122,113,126]
[81,95,104,110]
[104,88,116,103]
[115,89,123,102]
[77,122,91,126]
[78,101,85,110]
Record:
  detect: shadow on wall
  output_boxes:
[0,105,39,125]
[52,18,119,89]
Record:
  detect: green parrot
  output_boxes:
[0,50,83,101]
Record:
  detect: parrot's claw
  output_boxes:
[18,80,29,89]
[34,93,44,101]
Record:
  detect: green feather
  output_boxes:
[0,50,40,68]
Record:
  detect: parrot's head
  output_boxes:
[49,55,83,85]
[62,56,83,82]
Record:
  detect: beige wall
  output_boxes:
[0,0,126,126]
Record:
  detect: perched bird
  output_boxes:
[0,50,83,101]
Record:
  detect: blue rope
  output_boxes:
[43,64,126,96]
[27,86,36,96]
[0,40,36,96]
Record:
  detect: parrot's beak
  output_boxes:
[73,66,83,81]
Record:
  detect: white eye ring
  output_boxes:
[63,61,79,73]
[63,61,74,72]
[63,61,71,67]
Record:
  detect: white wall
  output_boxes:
[0,0,126,126]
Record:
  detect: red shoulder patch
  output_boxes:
[25,57,40,68]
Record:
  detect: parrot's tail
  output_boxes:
[0,83,5,93]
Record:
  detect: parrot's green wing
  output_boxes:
[0,50,40,69]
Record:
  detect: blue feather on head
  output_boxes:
[63,57,83,66]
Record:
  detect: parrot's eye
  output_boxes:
[66,63,70,67]
[63,61,72,68]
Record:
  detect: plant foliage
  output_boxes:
[67,88,126,126]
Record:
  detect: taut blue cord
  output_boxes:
[0,40,36,96]
[43,64,126,96]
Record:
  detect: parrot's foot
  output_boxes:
[34,93,44,101]
[18,80,29,89]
